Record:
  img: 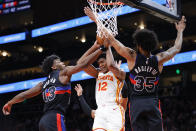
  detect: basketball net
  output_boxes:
[87,0,123,38]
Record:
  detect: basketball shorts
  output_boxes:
[39,111,66,131]
[92,105,125,131]
[129,98,163,131]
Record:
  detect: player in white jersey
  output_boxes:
[77,35,128,130]
[94,69,126,131]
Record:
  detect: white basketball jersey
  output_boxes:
[95,71,124,107]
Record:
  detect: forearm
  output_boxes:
[109,37,131,60]
[121,98,128,111]
[8,92,26,105]
[106,46,115,67]
[77,41,99,64]
[8,82,42,105]
[173,31,183,52]
[82,48,103,66]
[78,95,92,117]
[165,31,183,58]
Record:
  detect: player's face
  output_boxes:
[53,59,65,70]
[97,58,108,73]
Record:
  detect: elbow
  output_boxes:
[176,48,181,53]
[81,61,89,69]
[174,47,181,54]
[77,59,82,65]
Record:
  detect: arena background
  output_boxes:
[0,0,195,131]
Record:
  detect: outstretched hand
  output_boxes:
[74,84,83,96]
[175,16,186,32]
[2,103,12,115]
[84,6,97,23]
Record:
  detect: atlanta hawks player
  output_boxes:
[77,41,127,131]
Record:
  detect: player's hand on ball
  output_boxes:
[94,40,101,48]
[2,103,12,115]
[175,16,186,32]
[96,35,104,45]
[74,84,83,96]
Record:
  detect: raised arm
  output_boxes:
[2,82,43,115]
[106,46,126,81]
[156,16,186,71]
[77,41,100,78]
[77,41,100,64]
[63,47,104,76]
[74,84,95,118]
[108,37,136,62]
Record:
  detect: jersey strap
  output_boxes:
[129,73,136,85]
[154,77,159,85]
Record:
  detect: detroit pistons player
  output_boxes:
[105,18,186,131]
[2,48,104,131]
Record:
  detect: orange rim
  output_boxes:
[88,0,124,5]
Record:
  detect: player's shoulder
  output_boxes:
[59,66,72,76]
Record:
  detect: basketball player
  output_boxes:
[2,49,105,131]
[84,6,186,131]
[77,40,128,130]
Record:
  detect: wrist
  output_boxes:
[177,30,183,33]
[78,94,82,97]
[7,101,13,106]
[78,95,83,99]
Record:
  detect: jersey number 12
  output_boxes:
[98,82,107,91]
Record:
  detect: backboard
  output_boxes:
[119,0,181,23]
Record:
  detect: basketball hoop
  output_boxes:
[87,0,124,38]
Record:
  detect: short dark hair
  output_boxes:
[132,29,158,52]
[97,52,106,61]
[41,55,60,75]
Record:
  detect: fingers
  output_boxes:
[84,6,92,14]
[4,111,10,115]
[74,87,78,91]
[179,16,186,24]
[182,16,186,22]
[74,84,82,90]
[2,107,10,115]
[77,84,82,89]
[2,108,5,115]
[175,22,178,28]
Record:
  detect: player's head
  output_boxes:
[41,54,65,75]
[97,52,108,73]
[132,29,158,53]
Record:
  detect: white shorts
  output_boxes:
[92,105,125,131]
